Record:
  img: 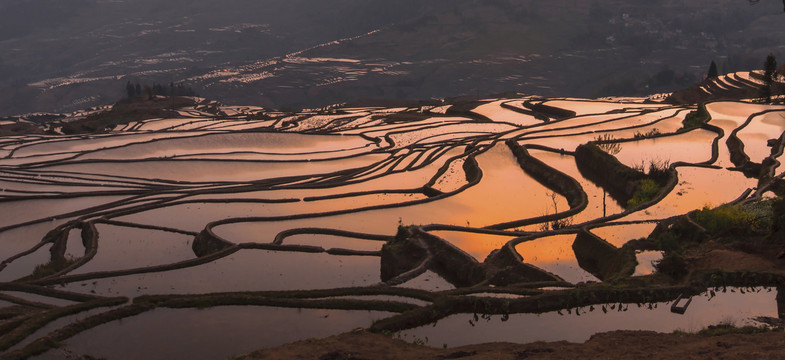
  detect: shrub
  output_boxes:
[647,159,671,183]
[551,216,573,230]
[633,128,662,139]
[745,200,774,234]
[538,216,574,231]
[654,231,680,252]
[769,197,785,242]
[682,108,708,129]
[653,252,688,279]
[594,134,622,155]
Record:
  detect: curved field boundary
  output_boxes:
[522,100,577,120]
[726,109,785,177]
[500,100,549,122]
[485,141,588,230]
[272,228,392,245]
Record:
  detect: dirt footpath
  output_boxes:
[236,329,785,360]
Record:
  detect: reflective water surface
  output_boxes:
[2,96,784,357]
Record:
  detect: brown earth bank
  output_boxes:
[235,329,785,360]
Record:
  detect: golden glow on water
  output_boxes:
[434,144,569,228]
[614,129,717,166]
[737,111,785,162]
[3,97,785,355]
[515,234,598,283]
[624,167,756,221]
[528,149,625,221]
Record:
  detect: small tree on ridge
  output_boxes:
[707,60,718,79]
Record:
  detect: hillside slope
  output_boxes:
[0,0,782,115]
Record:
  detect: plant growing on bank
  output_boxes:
[627,179,660,208]
[682,108,708,130]
[646,159,670,183]
[538,216,574,231]
[625,159,669,208]
[593,134,622,155]
[538,192,574,231]
[633,128,661,139]
[693,204,769,235]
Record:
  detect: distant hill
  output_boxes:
[0,0,783,116]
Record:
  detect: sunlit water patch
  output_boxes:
[542,99,671,116]
[515,234,599,284]
[623,167,755,221]
[4,97,785,357]
[614,129,718,167]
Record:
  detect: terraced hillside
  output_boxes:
[1,89,785,359]
[669,70,785,104]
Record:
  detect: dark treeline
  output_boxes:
[125,81,198,99]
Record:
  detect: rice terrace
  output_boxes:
[0,67,784,359]
[2,0,785,359]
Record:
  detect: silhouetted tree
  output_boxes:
[125,81,135,99]
[123,81,198,100]
[707,60,719,78]
[143,85,154,100]
[762,53,777,103]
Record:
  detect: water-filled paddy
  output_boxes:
[33,307,394,360]
[59,250,382,297]
[515,234,599,284]
[400,288,778,347]
[2,96,785,358]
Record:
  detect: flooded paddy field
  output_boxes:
[2,94,785,359]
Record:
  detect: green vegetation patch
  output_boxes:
[627,179,661,208]
[681,106,709,130]
[693,203,770,236]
